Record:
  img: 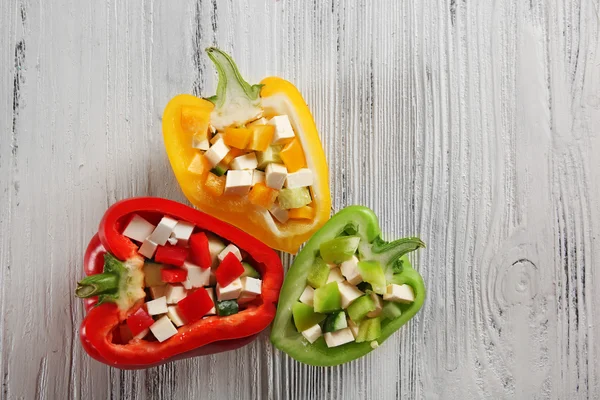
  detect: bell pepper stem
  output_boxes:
[369,236,426,268]
[76,273,119,298]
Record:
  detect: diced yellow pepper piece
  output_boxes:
[222,148,246,166]
[280,138,307,173]
[204,172,226,196]
[248,125,275,152]
[248,182,279,208]
[288,205,315,220]
[181,106,211,138]
[223,127,252,149]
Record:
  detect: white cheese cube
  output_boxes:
[181,262,211,289]
[204,138,230,167]
[192,136,210,150]
[224,170,253,195]
[338,281,364,309]
[241,276,262,297]
[326,268,344,283]
[187,153,204,174]
[285,168,314,189]
[167,236,178,246]
[150,315,178,342]
[324,328,355,348]
[299,286,315,306]
[269,203,289,223]
[216,278,242,301]
[148,216,178,246]
[301,324,323,344]
[383,284,415,304]
[165,284,187,304]
[347,319,359,338]
[249,117,268,126]
[265,163,288,190]
[340,256,363,285]
[149,285,167,300]
[218,243,242,262]
[367,292,383,317]
[206,287,216,315]
[231,153,258,170]
[171,221,195,246]
[134,328,149,340]
[167,305,187,327]
[207,233,226,267]
[138,239,158,259]
[252,170,265,186]
[210,132,224,145]
[268,115,295,144]
[122,214,155,243]
[146,296,168,315]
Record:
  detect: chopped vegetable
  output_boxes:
[248,182,279,208]
[313,282,342,313]
[277,187,311,210]
[204,172,226,196]
[382,301,403,320]
[155,245,189,267]
[346,295,376,322]
[177,287,214,323]
[356,261,386,295]
[256,145,283,169]
[306,257,330,288]
[241,262,261,279]
[288,205,315,220]
[126,308,155,337]
[188,232,212,269]
[280,138,307,172]
[319,236,361,264]
[355,317,381,343]
[323,311,348,333]
[143,262,164,287]
[292,302,326,332]
[223,127,252,149]
[217,300,239,316]
[161,268,188,283]
[248,125,275,151]
[215,253,245,287]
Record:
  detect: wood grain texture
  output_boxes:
[1,0,599,399]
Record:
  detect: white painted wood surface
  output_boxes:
[1,0,599,398]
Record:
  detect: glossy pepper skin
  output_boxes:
[78,197,284,369]
[270,206,426,366]
[162,48,331,254]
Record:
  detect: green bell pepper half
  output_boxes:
[270,205,426,366]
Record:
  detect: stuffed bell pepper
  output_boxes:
[270,206,425,366]
[162,47,331,254]
[75,197,283,369]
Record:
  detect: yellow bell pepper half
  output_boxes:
[162,48,331,254]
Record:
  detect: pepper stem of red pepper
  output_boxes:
[75,273,119,298]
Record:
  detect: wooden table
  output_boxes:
[1,1,599,398]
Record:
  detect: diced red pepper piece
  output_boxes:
[155,244,189,267]
[189,232,212,269]
[126,308,154,336]
[215,253,245,287]
[177,287,214,323]
[161,268,188,283]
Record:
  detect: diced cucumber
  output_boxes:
[143,263,164,287]
[382,301,403,320]
[257,145,283,169]
[217,300,239,316]
[347,295,376,322]
[357,282,373,293]
[356,260,387,295]
[313,282,342,313]
[277,187,312,210]
[210,163,228,177]
[292,302,326,332]
[241,262,261,279]
[355,317,382,343]
[306,257,330,288]
[319,236,361,264]
[323,311,348,333]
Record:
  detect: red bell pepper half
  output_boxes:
[75,197,283,369]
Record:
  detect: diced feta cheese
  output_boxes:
[301,324,323,344]
[206,287,216,315]
[207,233,226,268]
[285,168,314,189]
[347,319,359,338]
[367,292,383,317]
[269,203,289,223]
[181,261,211,289]
[192,136,210,150]
[187,153,204,174]
[299,286,315,306]
[171,221,195,246]
[326,268,344,283]
[167,236,178,246]
[268,115,295,144]
[249,117,268,126]
[148,216,178,246]
[231,153,258,170]
[265,163,288,190]
[338,281,364,309]
[204,138,230,167]
[340,256,363,285]
[210,132,224,145]
[146,296,168,315]
[149,285,167,300]
[122,214,155,243]
[224,170,253,195]
[165,284,187,304]
[138,239,158,259]
[134,328,149,340]
[216,278,242,301]
[383,284,415,304]
[324,328,355,348]
[167,305,187,327]
[217,243,242,262]
[240,276,262,297]
[150,315,178,342]
[252,170,266,185]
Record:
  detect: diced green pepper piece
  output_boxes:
[257,145,283,169]
[277,187,312,210]
[313,282,342,313]
[319,236,361,264]
[241,262,261,279]
[292,302,326,332]
[217,300,239,316]
[347,294,376,322]
[323,311,348,333]
[210,163,228,177]
[143,262,164,287]
[382,301,403,320]
[355,317,381,343]
[306,257,330,288]
[356,260,386,295]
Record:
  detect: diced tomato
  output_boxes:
[126,308,154,336]
[161,268,188,283]
[155,244,189,267]
[215,253,245,287]
[177,287,214,323]
[189,232,212,269]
